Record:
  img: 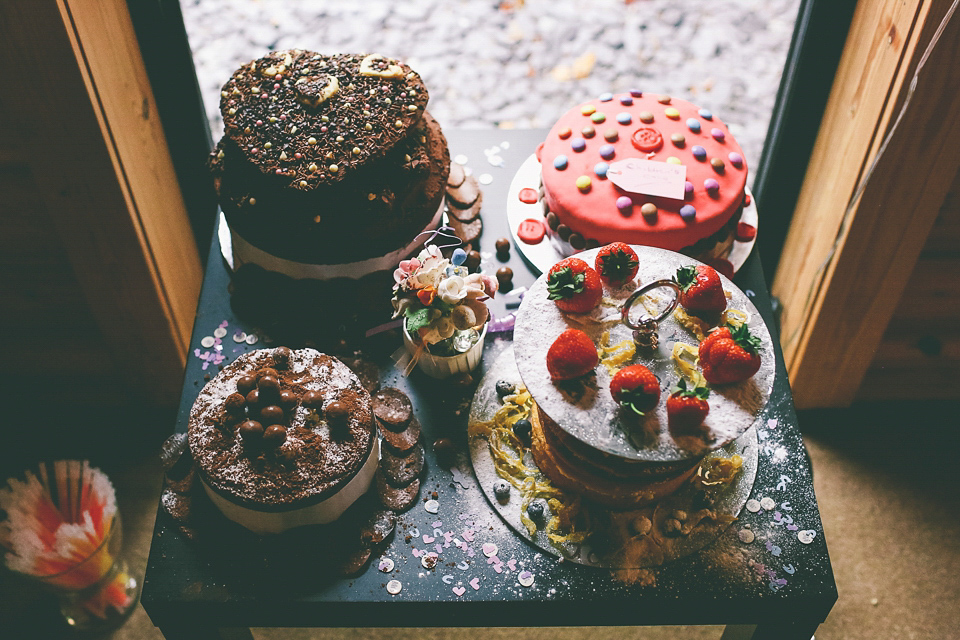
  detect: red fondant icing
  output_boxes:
[518,188,539,204]
[540,93,748,252]
[517,218,546,244]
[736,222,757,242]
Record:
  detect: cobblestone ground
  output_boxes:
[183,0,798,177]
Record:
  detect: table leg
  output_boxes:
[721,622,819,640]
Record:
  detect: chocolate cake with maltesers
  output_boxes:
[187,347,379,534]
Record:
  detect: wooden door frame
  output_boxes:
[772,0,960,407]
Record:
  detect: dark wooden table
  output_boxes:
[141,130,837,640]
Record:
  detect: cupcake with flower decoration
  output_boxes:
[392,245,497,377]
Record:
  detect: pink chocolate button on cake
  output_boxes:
[537,91,749,260]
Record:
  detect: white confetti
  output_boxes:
[213,327,227,338]
[478,173,494,185]
[454,154,468,165]
[232,331,247,343]
[500,141,510,150]
[798,530,817,544]
[200,336,215,348]
[386,579,402,595]
[424,499,440,514]
[244,333,259,345]
[378,557,394,573]
[745,499,762,513]
[481,542,498,558]
[760,497,776,511]
[518,571,535,587]
[738,529,755,544]
[421,552,439,569]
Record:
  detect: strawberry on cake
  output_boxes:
[536,91,749,262]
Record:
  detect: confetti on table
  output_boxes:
[797,530,817,544]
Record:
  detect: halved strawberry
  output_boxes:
[698,323,762,385]
[675,264,726,314]
[610,364,660,415]
[666,378,710,431]
[546,328,599,380]
[595,242,639,287]
[546,258,603,314]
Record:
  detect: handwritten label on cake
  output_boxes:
[607,158,686,200]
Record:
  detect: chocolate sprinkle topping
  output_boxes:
[220,51,429,189]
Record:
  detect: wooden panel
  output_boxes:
[0,0,202,405]
[857,328,960,399]
[923,169,960,253]
[773,0,960,408]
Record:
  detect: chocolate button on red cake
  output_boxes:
[188,347,379,533]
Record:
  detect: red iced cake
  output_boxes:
[536,91,748,260]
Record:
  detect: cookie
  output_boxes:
[359,509,397,547]
[220,51,429,190]
[447,212,483,245]
[379,417,422,454]
[380,442,425,487]
[447,189,483,222]
[447,161,465,188]
[372,387,413,432]
[446,174,480,208]
[376,468,421,512]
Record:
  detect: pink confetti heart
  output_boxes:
[452,586,466,597]
[219,320,229,328]
[493,564,503,574]
[412,548,424,558]
[506,559,517,571]
[486,555,499,565]
[470,577,480,590]
[467,547,475,558]
[435,543,444,554]
[462,530,475,542]
[423,535,435,544]
[444,532,454,542]
[432,520,443,528]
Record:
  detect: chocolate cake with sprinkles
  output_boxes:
[211,50,450,280]
[536,91,748,262]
